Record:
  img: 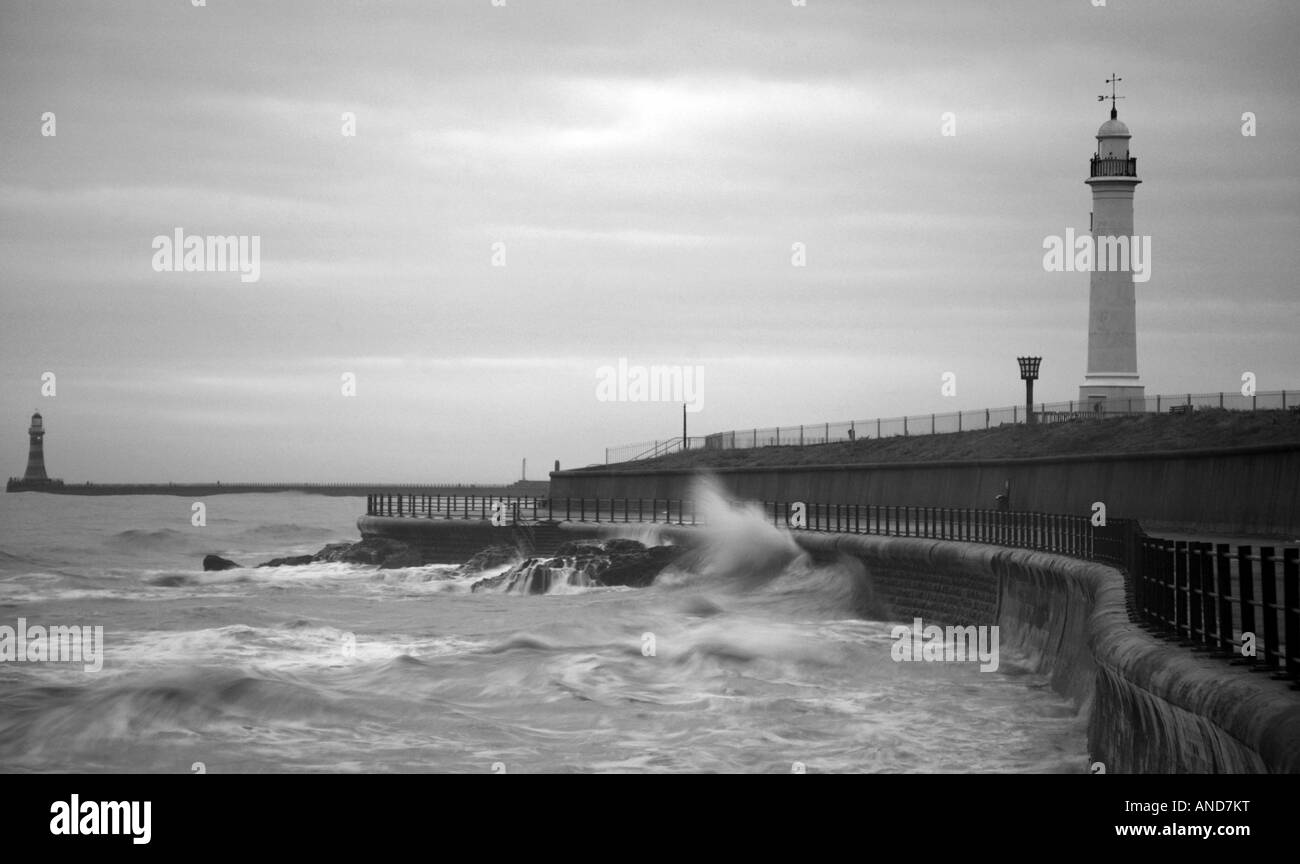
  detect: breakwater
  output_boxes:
[5,480,550,498]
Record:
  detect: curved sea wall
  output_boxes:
[790,533,1300,773]
[357,516,1300,772]
[550,443,1300,536]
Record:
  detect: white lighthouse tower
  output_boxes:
[1079,75,1145,410]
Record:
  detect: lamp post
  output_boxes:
[1017,356,1042,425]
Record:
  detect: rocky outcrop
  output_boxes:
[455,545,520,575]
[471,538,683,594]
[304,537,436,569]
[257,555,316,568]
[228,538,522,572]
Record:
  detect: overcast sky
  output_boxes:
[1,0,1297,483]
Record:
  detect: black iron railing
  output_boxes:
[1090,155,1138,177]
[1133,541,1299,682]
[364,496,1117,558]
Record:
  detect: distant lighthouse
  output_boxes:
[1079,75,1146,410]
[23,412,50,482]
[8,411,62,491]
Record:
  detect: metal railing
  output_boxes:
[364,494,1298,683]
[1133,541,1299,682]
[606,437,709,464]
[365,494,1118,557]
[605,389,1297,463]
[1090,155,1138,177]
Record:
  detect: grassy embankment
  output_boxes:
[598,409,1300,472]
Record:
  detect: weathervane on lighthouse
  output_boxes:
[1098,73,1125,118]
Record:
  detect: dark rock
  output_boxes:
[311,542,355,561]
[456,545,520,575]
[202,554,241,571]
[603,538,648,555]
[257,555,316,568]
[378,547,428,569]
[470,567,519,593]
[312,537,414,566]
[473,539,682,593]
[600,543,685,587]
[553,539,610,557]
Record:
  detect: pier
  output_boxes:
[5,480,550,497]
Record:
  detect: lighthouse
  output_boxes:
[23,412,51,483]
[1079,76,1146,410]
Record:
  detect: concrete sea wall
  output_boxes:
[357,516,1300,772]
[794,533,1300,772]
[551,443,1300,536]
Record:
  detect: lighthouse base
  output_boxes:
[1079,378,1146,416]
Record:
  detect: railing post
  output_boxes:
[1174,541,1189,643]
[1191,543,1209,646]
[1157,541,1174,631]
[1214,544,1234,655]
[1235,545,1256,661]
[1284,549,1299,680]
[1201,542,1218,648]
[1260,547,1280,670]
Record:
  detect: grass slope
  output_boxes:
[594,409,1300,473]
